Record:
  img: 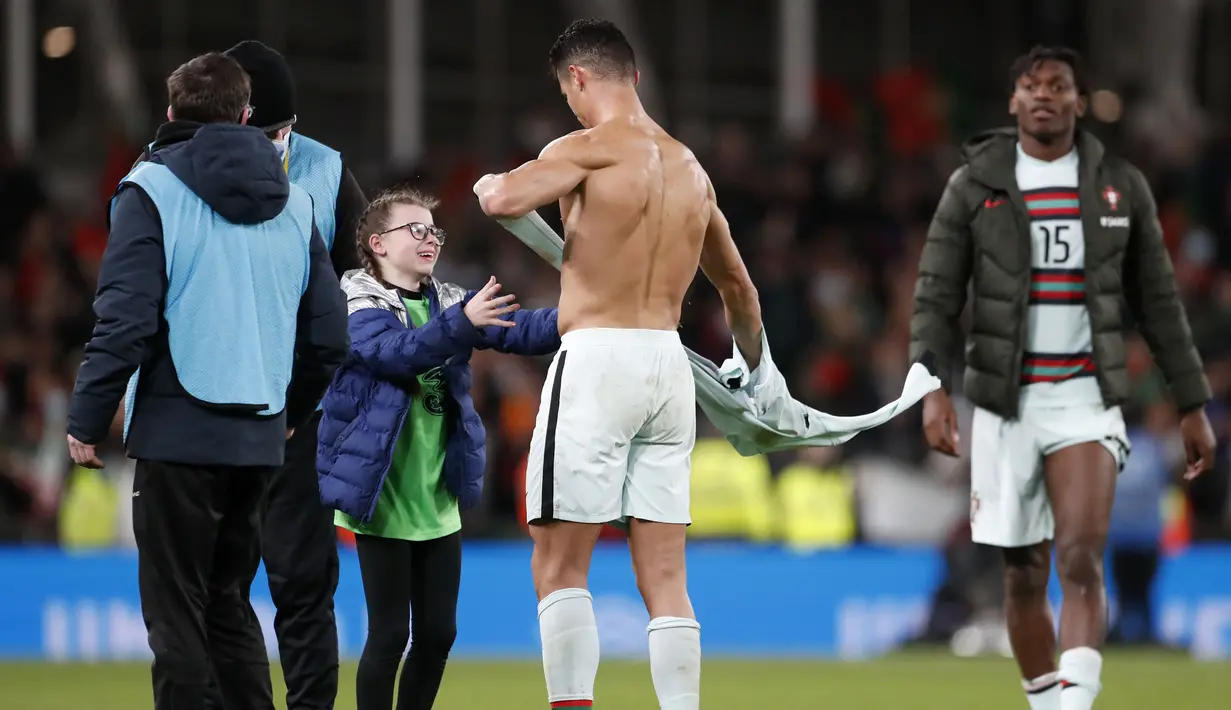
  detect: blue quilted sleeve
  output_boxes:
[475,306,560,356]
[349,302,479,378]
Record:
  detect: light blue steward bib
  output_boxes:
[285,133,344,415]
[118,162,315,436]
[286,133,343,250]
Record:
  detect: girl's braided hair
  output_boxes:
[355,185,441,280]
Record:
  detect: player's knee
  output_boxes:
[532,557,588,598]
[633,556,687,610]
[634,558,684,592]
[1055,541,1104,591]
[1003,550,1049,602]
[531,544,589,597]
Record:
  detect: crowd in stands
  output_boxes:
[2,77,1230,553]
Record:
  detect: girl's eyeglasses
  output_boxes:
[379,222,447,245]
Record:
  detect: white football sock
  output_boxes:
[647,616,701,710]
[1023,671,1061,710]
[1058,647,1103,710]
[538,588,600,707]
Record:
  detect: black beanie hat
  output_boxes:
[223,40,297,132]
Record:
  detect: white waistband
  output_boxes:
[560,327,682,348]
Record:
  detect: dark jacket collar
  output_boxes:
[132,120,202,170]
[393,285,426,301]
[152,120,203,152]
[962,127,1106,190]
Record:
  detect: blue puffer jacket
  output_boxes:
[317,269,560,520]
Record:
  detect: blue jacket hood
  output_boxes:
[154,123,290,225]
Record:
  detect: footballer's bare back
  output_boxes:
[547,118,711,335]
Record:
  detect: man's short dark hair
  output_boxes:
[548,19,637,81]
[166,52,251,124]
[1009,45,1089,96]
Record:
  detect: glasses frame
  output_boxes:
[378,221,447,245]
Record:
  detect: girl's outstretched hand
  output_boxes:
[464,276,520,328]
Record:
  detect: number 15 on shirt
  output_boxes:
[1032,223,1083,268]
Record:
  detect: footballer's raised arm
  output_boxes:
[474,131,618,219]
[698,177,762,368]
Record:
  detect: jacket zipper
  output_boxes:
[1010,192,1031,417]
[1013,288,1028,416]
[1080,171,1104,404]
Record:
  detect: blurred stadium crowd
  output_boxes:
[1,67,1229,565]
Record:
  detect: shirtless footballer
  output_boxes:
[473,18,763,710]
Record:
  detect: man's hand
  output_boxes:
[472,174,499,196]
[733,326,763,373]
[473,174,508,217]
[1179,407,1216,480]
[464,276,519,328]
[67,434,105,469]
[922,389,961,457]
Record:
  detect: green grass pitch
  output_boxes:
[2,651,1226,709]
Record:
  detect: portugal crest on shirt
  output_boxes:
[1102,185,1121,211]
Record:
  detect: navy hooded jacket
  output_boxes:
[67,121,349,467]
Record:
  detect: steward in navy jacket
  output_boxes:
[67,122,349,467]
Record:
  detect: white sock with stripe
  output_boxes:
[1023,671,1061,710]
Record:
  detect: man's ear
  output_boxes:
[634,70,640,87]
[239,106,251,125]
[1008,95,1019,117]
[1075,95,1089,119]
[166,106,174,122]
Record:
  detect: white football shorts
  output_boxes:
[969,403,1130,548]
[525,327,695,526]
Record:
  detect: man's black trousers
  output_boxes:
[261,412,341,710]
[133,459,275,710]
